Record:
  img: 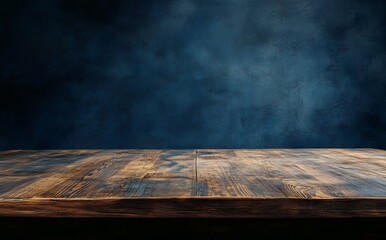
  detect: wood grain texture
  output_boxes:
[0,198,385,218]
[0,149,385,218]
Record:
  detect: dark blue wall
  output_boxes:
[1,0,386,149]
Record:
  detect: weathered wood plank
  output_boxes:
[0,150,101,198]
[75,150,195,197]
[121,149,195,197]
[196,149,286,197]
[234,149,329,198]
[285,149,386,197]
[40,150,147,198]
[89,150,161,197]
[233,149,386,198]
[0,150,196,199]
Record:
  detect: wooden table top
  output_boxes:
[0,149,385,218]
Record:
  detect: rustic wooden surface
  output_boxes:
[0,149,385,218]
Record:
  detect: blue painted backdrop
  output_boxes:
[1,0,386,149]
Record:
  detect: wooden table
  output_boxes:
[0,149,385,218]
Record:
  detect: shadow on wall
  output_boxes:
[1,0,386,149]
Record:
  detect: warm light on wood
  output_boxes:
[0,149,385,218]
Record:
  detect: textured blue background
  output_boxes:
[1,0,386,149]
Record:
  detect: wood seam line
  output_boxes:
[194,149,198,196]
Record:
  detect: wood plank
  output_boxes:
[233,149,336,198]
[77,149,195,198]
[128,150,196,197]
[0,150,105,199]
[88,150,161,197]
[196,149,286,197]
[39,150,149,198]
[0,150,21,155]
[233,149,386,198]
[198,149,376,198]
[292,149,386,197]
[0,150,100,177]
[0,150,196,199]
[0,150,101,197]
